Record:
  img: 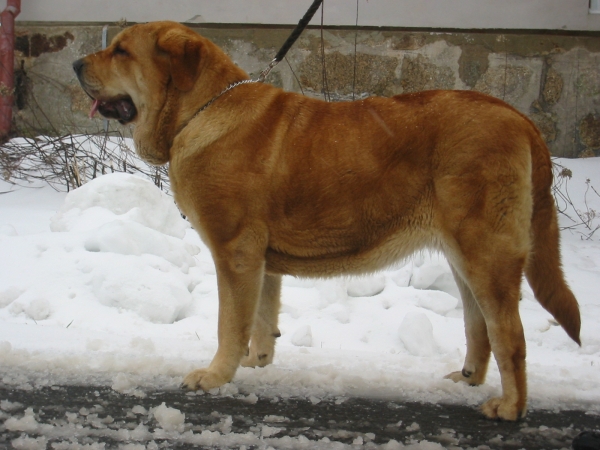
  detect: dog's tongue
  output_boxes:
[89,99,100,119]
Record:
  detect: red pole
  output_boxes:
[0,0,21,139]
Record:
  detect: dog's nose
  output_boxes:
[72,59,85,76]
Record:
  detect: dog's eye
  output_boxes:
[113,45,129,57]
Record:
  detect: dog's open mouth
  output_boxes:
[89,96,137,124]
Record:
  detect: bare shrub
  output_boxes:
[552,160,599,240]
[0,131,169,193]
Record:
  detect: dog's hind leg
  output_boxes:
[241,274,282,368]
[456,244,528,421]
[445,265,491,386]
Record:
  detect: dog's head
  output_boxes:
[73,21,201,125]
[73,21,210,164]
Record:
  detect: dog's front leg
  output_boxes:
[182,233,266,391]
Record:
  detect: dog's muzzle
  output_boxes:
[72,58,138,124]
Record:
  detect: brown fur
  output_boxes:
[73,21,581,421]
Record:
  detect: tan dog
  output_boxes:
[73,21,581,421]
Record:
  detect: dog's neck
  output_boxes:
[133,88,180,166]
[133,38,251,166]
[180,39,251,123]
[174,78,258,139]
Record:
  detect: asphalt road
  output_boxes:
[1,384,599,449]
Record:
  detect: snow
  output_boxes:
[150,403,185,433]
[1,140,600,447]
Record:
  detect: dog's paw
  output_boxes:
[180,368,230,391]
[240,351,273,368]
[481,397,525,421]
[444,370,469,384]
[444,369,485,386]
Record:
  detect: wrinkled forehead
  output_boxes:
[111,23,159,48]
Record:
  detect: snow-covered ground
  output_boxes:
[1,141,599,448]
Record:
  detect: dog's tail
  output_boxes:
[524,131,581,345]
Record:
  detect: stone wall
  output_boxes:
[11,23,600,158]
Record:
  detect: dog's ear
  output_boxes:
[157,29,201,92]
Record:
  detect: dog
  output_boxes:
[73,21,581,421]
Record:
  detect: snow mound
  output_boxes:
[291,325,313,347]
[0,287,24,308]
[347,275,386,297]
[399,312,440,356]
[0,224,18,236]
[410,255,460,301]
[84,220,197,270]
[91,260,193,323]
[1,173,199,325]
[416,291,458,316]
[50,172,189,238]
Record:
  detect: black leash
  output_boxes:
[258,0,324,81]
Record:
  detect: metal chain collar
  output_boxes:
[193,78,258,116]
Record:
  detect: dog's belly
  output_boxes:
[264,224,433,277]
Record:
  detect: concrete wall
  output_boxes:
[10,22,600,158]
[12,0,600,31]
